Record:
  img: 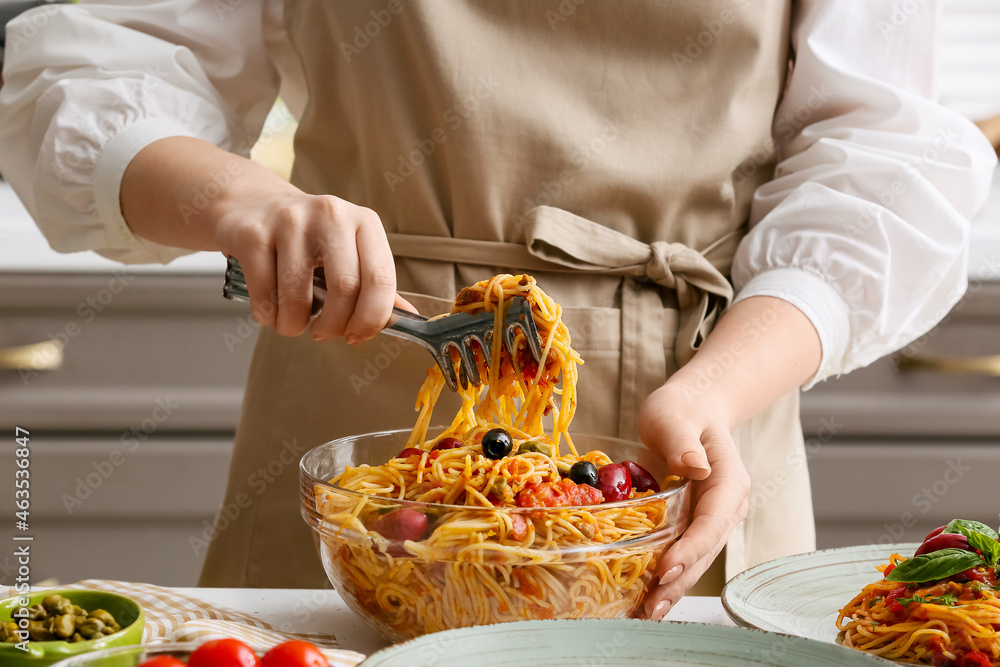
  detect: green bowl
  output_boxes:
[0,590,144,666]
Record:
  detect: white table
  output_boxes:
[172,589,734,656]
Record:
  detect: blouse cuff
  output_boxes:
[93,119,201,263]
[733,267,851,389]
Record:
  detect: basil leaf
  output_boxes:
[945,519,1000,542]
[896,594,928,607]
[886,548,985,583]
[967,531,1000,567]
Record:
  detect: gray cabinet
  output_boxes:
[803,283,1000,549]
[0,272,256,586]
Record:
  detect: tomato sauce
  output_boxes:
[515,478,604,507]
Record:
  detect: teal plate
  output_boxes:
[722,543,921,644]
[358,618,893,666]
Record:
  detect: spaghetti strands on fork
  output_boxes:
[313,275,687,640]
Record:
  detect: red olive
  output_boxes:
[368,509,428,543]
[914,532,970,556]
[433,437,463,451]
[597,463,632,503]
[622,460,660,493]
[923,525,946,542]
[396,447,425,459]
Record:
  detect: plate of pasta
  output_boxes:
[300,275,690,641]
[724,518,1000,665]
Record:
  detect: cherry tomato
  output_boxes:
[368,508,428,542]
[923,525,946,542]
[138,658,186,667]
[261,641,331,667]
[396,447,424,458]
[621,460,660,493]
[433,437,463,451]
[597,463,632,503]
[914,533,970,556]
[188,638,259,667]
[963,650,993,667]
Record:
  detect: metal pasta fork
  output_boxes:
[222,256,543,391]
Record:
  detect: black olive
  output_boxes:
[569,460,599,488]
[481,428,513,459]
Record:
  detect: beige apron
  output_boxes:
[199,0,815,591]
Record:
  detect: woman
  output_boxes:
[0,0,994,619]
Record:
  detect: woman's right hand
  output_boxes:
[213,188,398,343]
[121,137,399,343]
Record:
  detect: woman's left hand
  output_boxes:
[636,382,751,620]
[634,295,823,619]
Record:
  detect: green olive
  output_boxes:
[88,609,119,632]
[0,621,19,643]
[15,595,121,643]
[51,614,75,639]
[518,441,552,457]
[75,618,106,639]
[41,594,72,616]
[27,620,54,642]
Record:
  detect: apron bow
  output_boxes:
[520,205,735,366]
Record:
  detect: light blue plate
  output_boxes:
[722,543,921,644]
[358,618,893,665]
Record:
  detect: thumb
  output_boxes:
[394,293,418,314]
[637,394,712,481]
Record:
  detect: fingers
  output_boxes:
[309,209,361,341]
[238,234,278,328]
[637,388,712,480]
[394,294,418,313]
[274,228,315,337]
[344,212,397,342]
[641,428,751,620]
[308,198,398,343]
[643,542,725,620]
[214,180,397,341]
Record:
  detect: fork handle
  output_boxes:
[227,265,431,333]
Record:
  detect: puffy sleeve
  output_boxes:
[731,0,997,386]
[0,0,291,264]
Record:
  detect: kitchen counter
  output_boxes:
[172,588,733,656]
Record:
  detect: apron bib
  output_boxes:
[199,0,814,589]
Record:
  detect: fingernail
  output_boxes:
[652,600,672,620]
[312,332,327,342]
[681,451,710,472]
[345,334,360,345]
[659,564,683,585]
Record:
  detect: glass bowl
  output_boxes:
[300,428,690,642]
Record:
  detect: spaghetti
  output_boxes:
[838,526,1000,666]
[312,274,687,640]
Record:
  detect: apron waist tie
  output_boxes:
[387,205,737,437]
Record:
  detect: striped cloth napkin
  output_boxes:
[1,580,365,666]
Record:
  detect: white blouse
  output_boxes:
[0,0,995,386]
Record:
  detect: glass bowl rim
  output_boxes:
[300,426,689,513]
[49,641,271,664]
